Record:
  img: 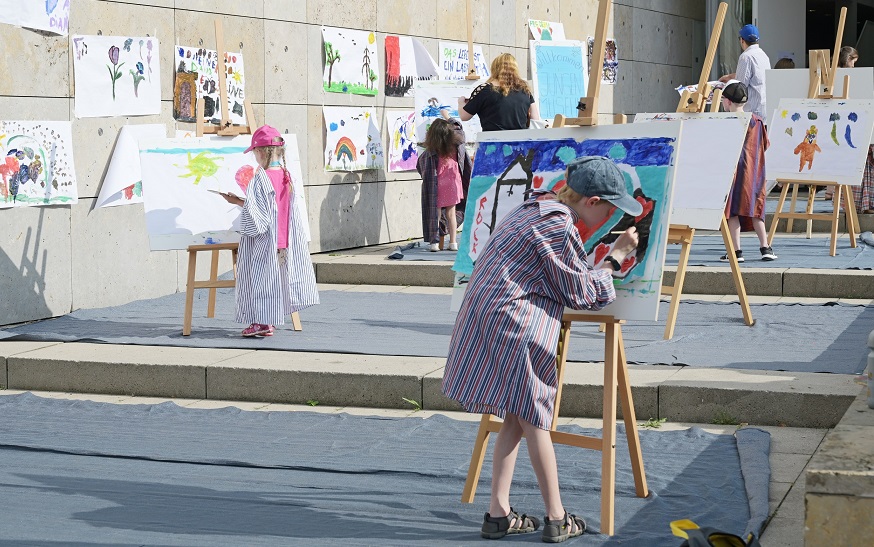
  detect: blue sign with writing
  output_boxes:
[532,41,588,121]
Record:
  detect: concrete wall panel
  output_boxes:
[515,0,561,48]
[265,19,309,105]
[0,25,69,98]
[175,0,264,18]
[308,0,378,30]
[377,0,438,38]
[264,0,307,23]
[490,0,516,48]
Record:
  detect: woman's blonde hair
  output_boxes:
[555,184,583,205]
[487,53,531,96]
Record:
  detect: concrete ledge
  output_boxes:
[6,343,251,398]
[0,341,62,389]
[784,268,874,299]
[315,256,455,287]
[658,368,859,428]
[663,266,784,296]
[805,389,874,545]
[207,351,445,408]
[765,210,874,234]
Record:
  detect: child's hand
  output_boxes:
[440,108,451,120]
[220,192,244,206]
[612,227,639,261]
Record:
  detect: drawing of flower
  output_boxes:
[123,38,133,52]
[130,62,146,97]
[146,40,153,82]
[106,46,125,100]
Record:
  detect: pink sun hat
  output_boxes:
[244,125,285,153]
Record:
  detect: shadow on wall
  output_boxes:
[0,208,52,326]
[318,171,388,250]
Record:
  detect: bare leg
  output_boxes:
[727,216,741,251]
[489,413,523,519]
[446,205,457,244]
[517,415,565,521]
[751,217,769,248]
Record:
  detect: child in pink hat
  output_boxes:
[221,125,319,337]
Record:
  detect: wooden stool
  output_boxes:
[768,180,859,256]
[461,314,648,536]
[182,243,303,335]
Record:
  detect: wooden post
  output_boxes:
[465,0,480,80]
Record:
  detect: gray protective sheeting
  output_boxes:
[0,393,769,546]
[2,289,870,374]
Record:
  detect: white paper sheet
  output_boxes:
[173,46,246,125]
[438,41,490,81]
[323,107,384,171]
[0,120,77,208]
[322,26,379,96]
[528,19,566,40]
[414,80,482,144]
[387,110,418,172]
[384,35,438,97]
[97,124,167,208]
[0,0,69,35]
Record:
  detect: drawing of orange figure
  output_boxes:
[793,125,822,171]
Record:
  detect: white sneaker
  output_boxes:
[427,243,440,252]
[447,242,458,251]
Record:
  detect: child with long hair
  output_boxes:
[458,53,541,131]
[220,125,319,336]
[416,112,472,251]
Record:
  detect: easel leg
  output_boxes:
[207,249,220,318]
[720,217,754,326]
[787,184,800,232]
[183,251,197,336]
[291,311,303,331]
[601,322,618,536]
[663,229,694,340]
[461,413,495,503]
[551,320,572,430]
[830,188,840,257]
[617,327,648,498]
[767,183,791,245]
[842,184,858,248]
[805,186,816,239]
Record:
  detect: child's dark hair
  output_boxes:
[424,118,463,158]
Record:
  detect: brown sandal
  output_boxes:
[481,508,541,539]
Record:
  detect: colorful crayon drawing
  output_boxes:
[414,80,482,145]
[73,35,161,118]
[452,123,681,321]
[767,99,874,186]
[530,40,588,122]
[322,26,378,96]
[438,41,490,81]
[323,107,384,171]
[384,35,438,97]
[388,111,418,172]
[173,46,246,125]
[0,0,69,35]
[587,37,619,85]
[139,134,310,250]
[0,121,77,208]
[634,112,751,230]
[528,19,566,41]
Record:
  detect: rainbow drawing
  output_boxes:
[334,136,357,163]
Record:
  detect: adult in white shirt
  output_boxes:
[720,24,771,120]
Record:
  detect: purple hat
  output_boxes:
[244,125,284,154]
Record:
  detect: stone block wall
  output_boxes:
[0,0,704,325]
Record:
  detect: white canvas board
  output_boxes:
[323,107,383,172]
[438,41,490,81]
[140,134,308,250]
[414,80,482,144]
[322,26,378,96]
[452,123,681,321]
[284,134,311,243]
[764,67,874,129]
[528,19,566,40]
[0,120,77,208]
[388,110,418,172]
[384,35,438,98]
[0,0,69,35]
[767,98,874,186]
[97,124,167,208]
[634,112,751,230]
[73,35,161,118]
[530,40,588,122]
[174,46,246,125]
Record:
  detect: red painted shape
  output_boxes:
[385,35,400,79]
[533,175,544,188]
[594,243,610,265]
[635,197,653,222]
[235,165,256,193]
[620,255,636,273]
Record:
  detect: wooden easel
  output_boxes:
[768,7,860,256]
[464,0,480,81]
[660,2,754,340]
[460,1,647,536]
[182,19,302,336]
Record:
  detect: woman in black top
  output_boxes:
[459,53,541,131]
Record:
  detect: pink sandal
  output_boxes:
[242,324,272,337]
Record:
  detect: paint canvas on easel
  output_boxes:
[635,112,751,230]
[322,26,378,96]
[453,123,681,321]
[73,35,161,118]
[388,111,418,172]
[587,37,619,85]
[767,99,874,186]
[528,19,566,40]
[173,46,247,125]
[414,80,482,144]
[438,41,490,81]
[97,124,166,208]
[0,121,77,208]
[384,35,438,98]
[323,107,383,172]
[530,40,588,122]
[0,0,69,35]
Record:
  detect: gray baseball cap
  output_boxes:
[565,156,643,216]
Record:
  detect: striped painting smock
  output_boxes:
[442,195,615,430]
[235,168,319,325]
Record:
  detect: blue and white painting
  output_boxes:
[530,40,588,122]
[452,123,681,321]
[414,80,482,144]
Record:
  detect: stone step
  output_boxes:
[0,341,860,429]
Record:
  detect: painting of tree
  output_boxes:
[325,42,341,88]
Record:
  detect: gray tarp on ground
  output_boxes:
[0,393,769,546]
[2,289,870,374]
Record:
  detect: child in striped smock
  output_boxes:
[220,125,319,337]
[442,157,641,542]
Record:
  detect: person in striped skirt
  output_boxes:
[443,157,641,542]
[220,125,319,337]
